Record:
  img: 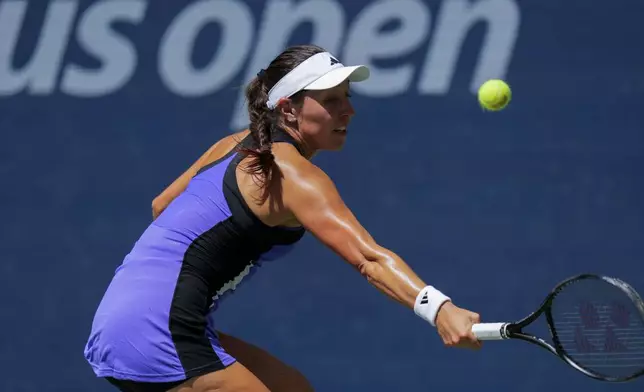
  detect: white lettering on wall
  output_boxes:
[61,0,148,96]
[159,0,254,97]
[418,0,520,94]
[0,0,77,95]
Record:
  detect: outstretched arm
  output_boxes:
[282,159,428,309]
[281,156,481,349]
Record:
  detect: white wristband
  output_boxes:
[413,286,451,326]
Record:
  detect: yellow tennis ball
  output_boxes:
[478,79,511,111]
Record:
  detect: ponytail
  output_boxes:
[238,71,278,203]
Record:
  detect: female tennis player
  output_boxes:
[84,44,482,392]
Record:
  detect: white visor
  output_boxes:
[266,52,370,109]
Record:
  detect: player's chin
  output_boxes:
[325,130,348,150]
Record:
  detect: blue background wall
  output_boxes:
[1,0,642,391]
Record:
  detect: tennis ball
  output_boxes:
[477,79,511,111]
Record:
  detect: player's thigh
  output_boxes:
[170,362,270,392]
[169,332,313,392]
[217,331,314,392]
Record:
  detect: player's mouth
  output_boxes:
[333,127,347,134]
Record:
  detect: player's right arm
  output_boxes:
[279,152,482,349]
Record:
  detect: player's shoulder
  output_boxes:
[272,144,335,190]
[273,143,318,172]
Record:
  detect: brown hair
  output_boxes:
[239,44,326,203]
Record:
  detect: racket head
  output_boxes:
[546,274,644,382]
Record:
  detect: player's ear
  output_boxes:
[277,98,297,123]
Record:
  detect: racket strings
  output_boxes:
[550,280,644,379]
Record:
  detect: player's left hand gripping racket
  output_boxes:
[471,274,644,382]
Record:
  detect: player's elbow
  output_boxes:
[151,196,167,219]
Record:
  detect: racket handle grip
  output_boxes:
[471,323,509,340]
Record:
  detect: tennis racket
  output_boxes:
[471,273,644,382]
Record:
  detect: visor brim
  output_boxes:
[303,65,370,91]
